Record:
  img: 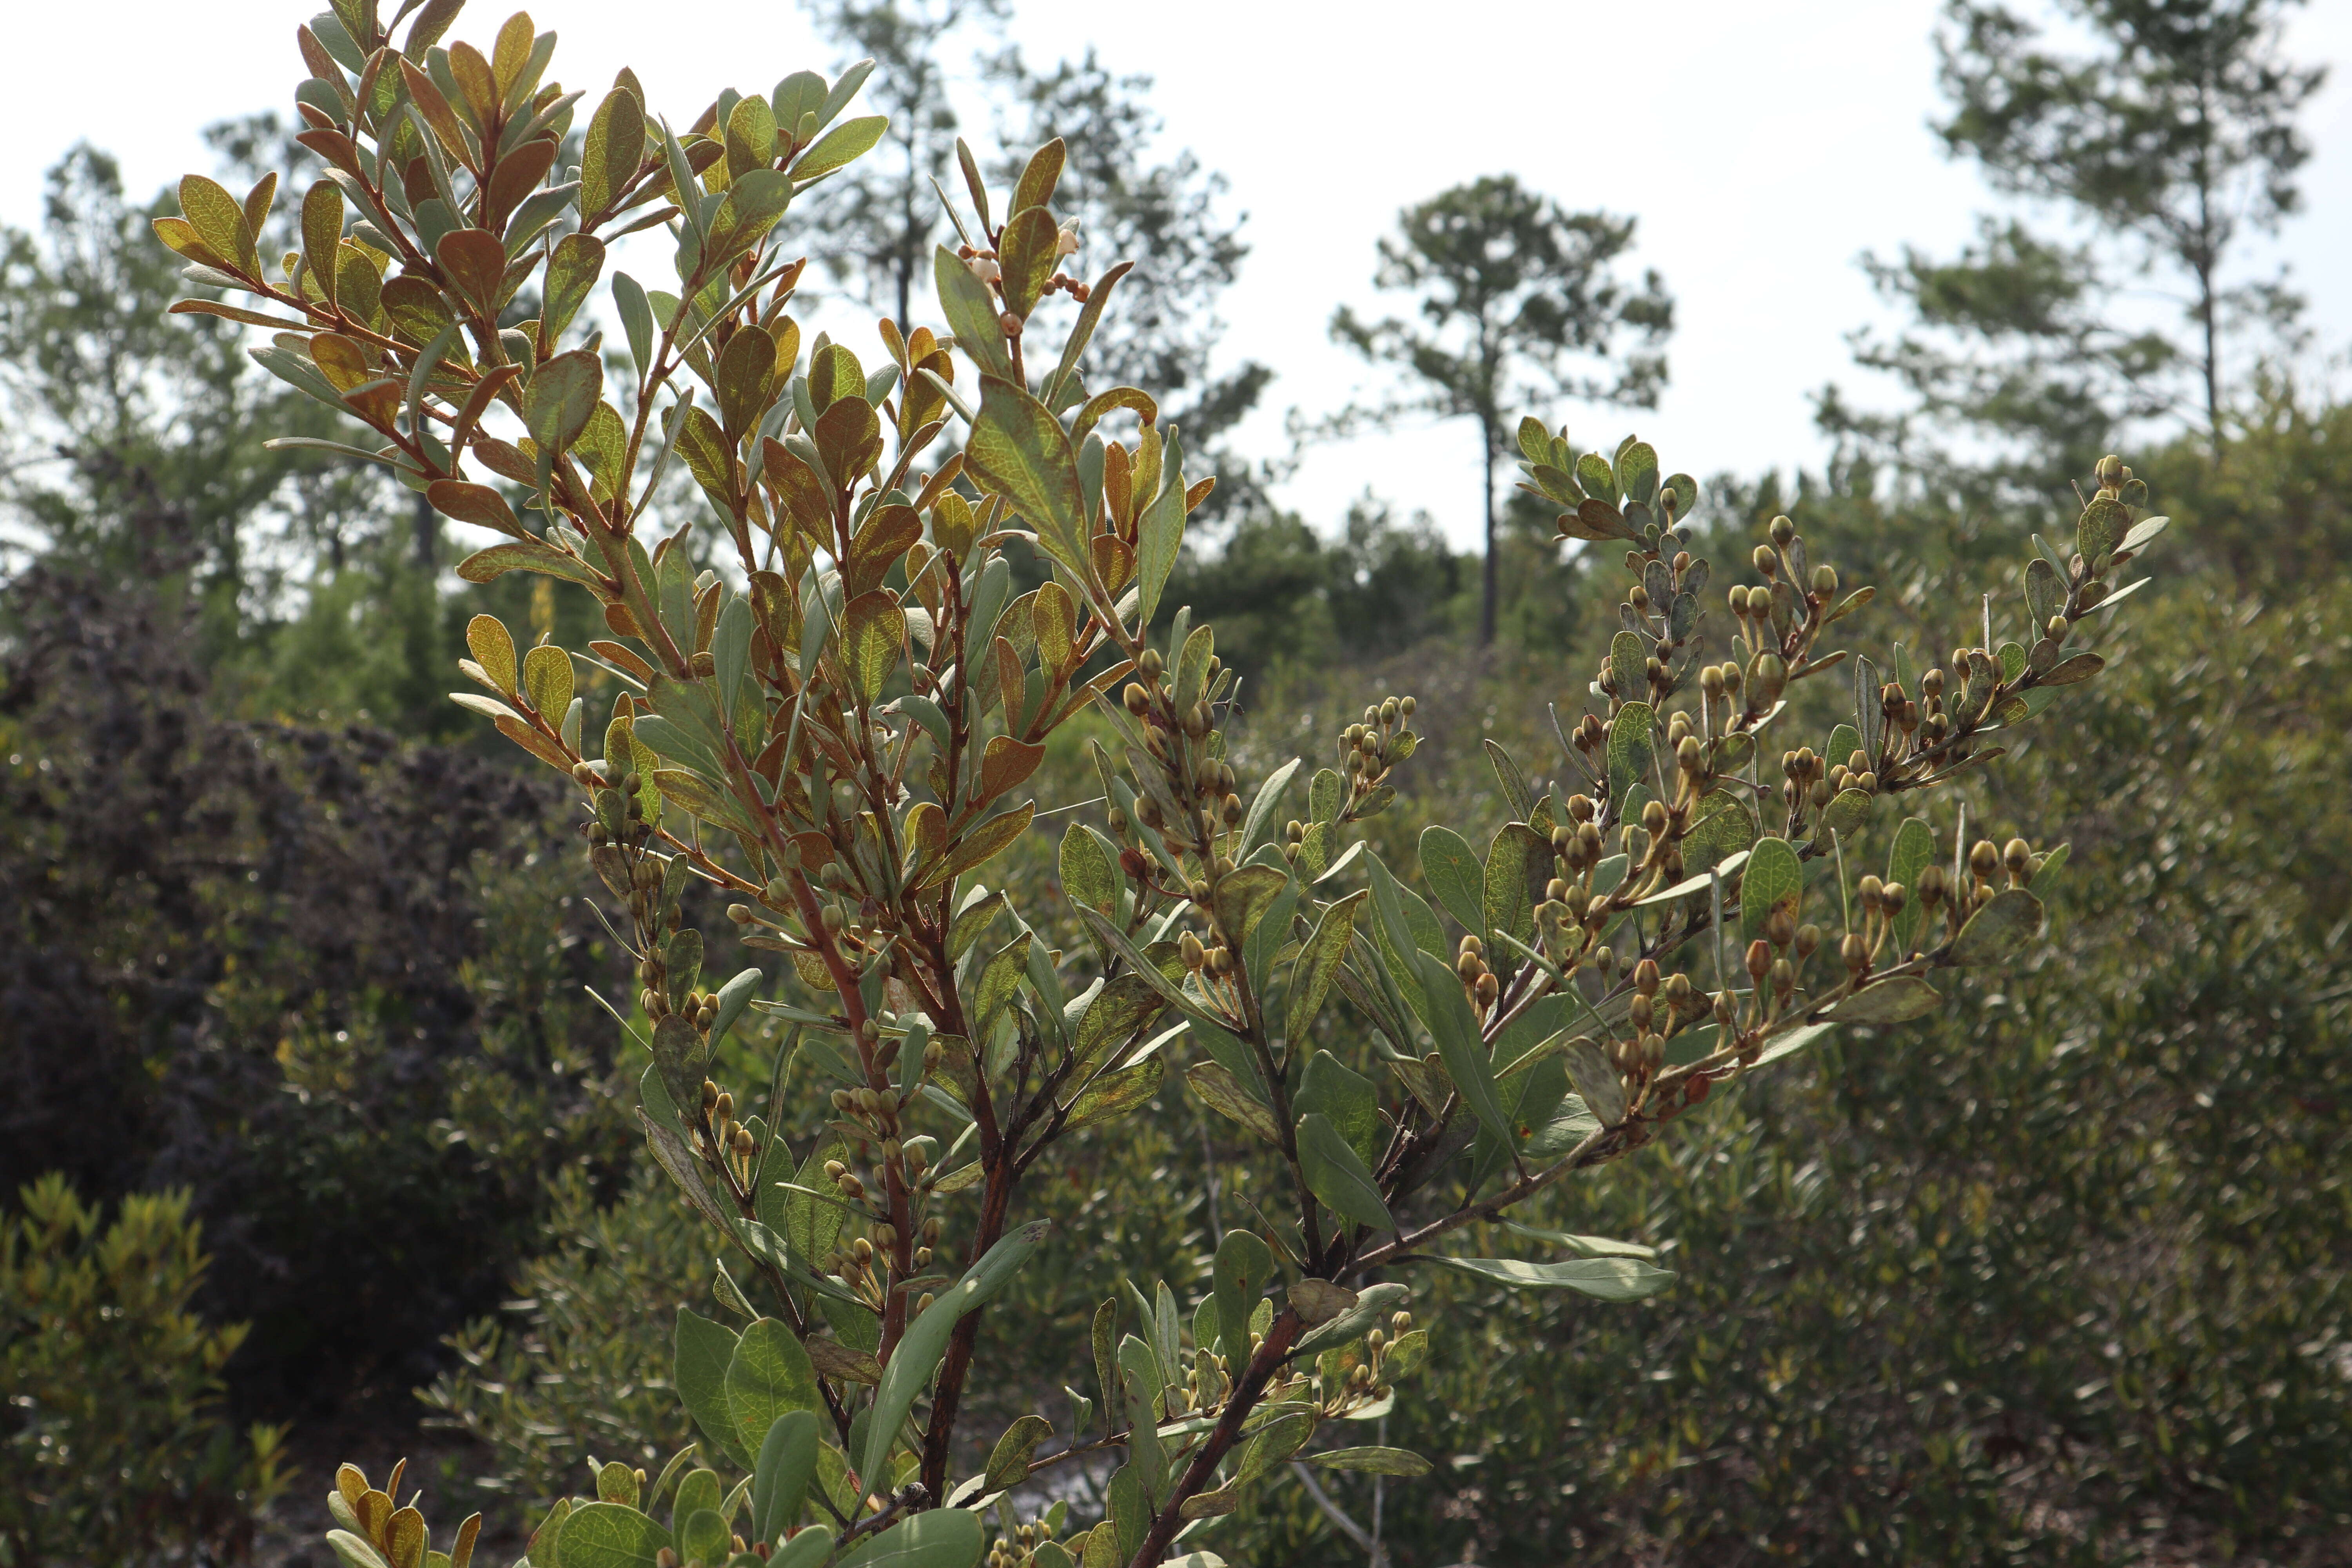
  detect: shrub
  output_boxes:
[0,555,644,1416]
[172,9,2167,1566]
[1,1175,289,1567]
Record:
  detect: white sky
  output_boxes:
[6,0,2347,548]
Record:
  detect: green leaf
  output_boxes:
[1482,824,1541,957]
[925,803,1034,890]
[702,170,793,274]
[1737,836,1801,946]
[771,1528,833,1568]
[1134,457,1186,630]
[981,1414,1054,1495]
[839,590,906,704]
[2024,556,2064,631]
[966,376,1089,580]
[1062,1057,1163,1134]
[1293,1280,1407,1357]
[1502,1222,1658,1259]
[543,233,606,340]
[1308,768,1343,826]
[1417,826,1484,936]
[1239,756,1301,856]
[1827,976,1943,1024]
[1212,1227,1275,1359]
[556,1504,671,1568]
[1298,1051,1382,1167]
[1751,1019,1836,1068]
[1431,1255,1675,1300]
[1296,1112,1394,1232]
[1283,890,1365,1045]
[1949,888,2044,965]
[1617,441,1660,505]
[675,1310,745,1466]
[793,114,887,180]
[1886,817,1936,955]
[581,87,646,219]
[1484,739,1534,821]
[2077,495,2129,564]
[1609,631,1645,702]
[652,1014,710,1122]
[1683,794,1758,878]
[751,1411,818,1546]
[934,245,1011,379]
[524,349,602,453]
[1818,788,1871,840]
[677,1509,726,1567]
[523,643,573,721]
[1559,1036,1626,1127]
[835,1508,985,1568]
[1058,822,1118,919]
[726,1320,818,1460]
[860,1222,1051,1489]
[1410,951,1514,1153]
[1187,1061,1279,1143]
[1307,1447,1431,1477]
[1607,702,1655,802]
[996,205,1060,318]
[1210,864,1287,946]
[1075,907,1207,1024]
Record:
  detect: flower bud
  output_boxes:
[1641,800,1668,835]
[1811,564,1838,597]
[1750,653,1786,703]
[1794,923,1820,960]
[2003,838,2032,881]
[1123,682,1151,715]
[1842,931,1867,970]
[1752,544,1778,577]
[1769,515,1796,547]
[1764,908,1795,949]
[1970,840,2000,880]
[1745,939,1771,982]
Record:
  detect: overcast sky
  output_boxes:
[6,0,2346,548]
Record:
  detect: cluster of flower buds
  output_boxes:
[1737,905,1821,1032]
[1341,693,1416,786]
[985,1514,1062,1568]
[828,1081,902,1141]
[574,758,654,851]
[1849,875,1911,969]
[1178,929,1238,982]
[1779,746,1829,816]
[695,1080,757,1172]
[1121,645,1240,855]
[1455,935,1499,1014]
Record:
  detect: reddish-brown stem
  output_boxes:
[1124,1308,1303,1567]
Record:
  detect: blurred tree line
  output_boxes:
[2,0,2344,1563]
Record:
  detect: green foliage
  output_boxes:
[1,1176,289,1567]
[423,1167,711,1513]
[0,558,639,1415]
[1243,569,2352,1565]
[172,8,2172,1566]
